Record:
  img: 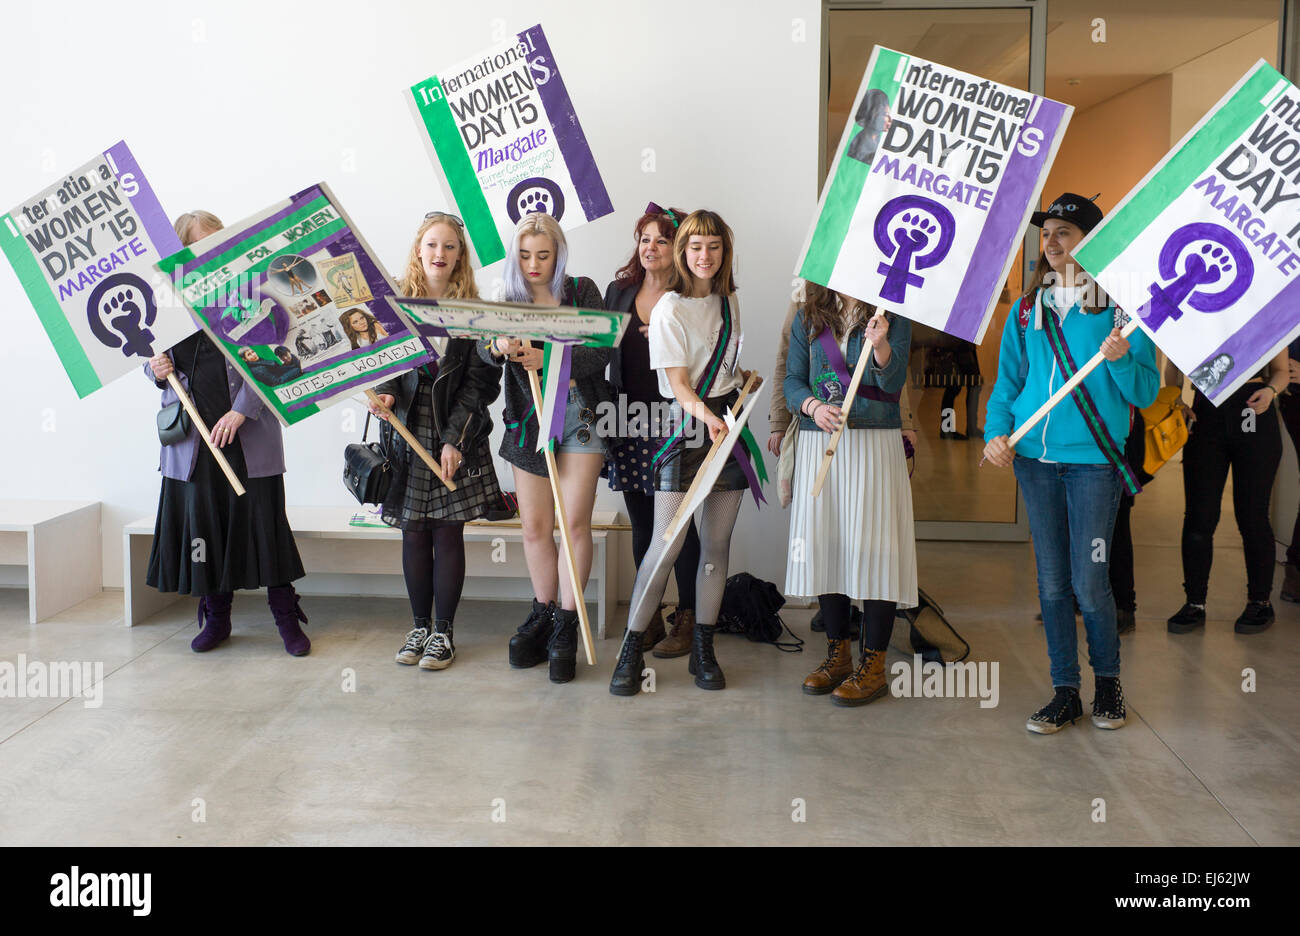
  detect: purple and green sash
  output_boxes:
[650,296,767,505]
[814,324,901,406]
[1041,308,1142,495]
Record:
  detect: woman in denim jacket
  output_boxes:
[784,281,915,707]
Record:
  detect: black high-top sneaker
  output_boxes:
[1234,600,1274,635]
[509,599,554,668]
[608,630,645,697]
[1026,686,1083,734]
[396,618,432,665]
[1167,602,1206,634]
[420,620,455,670]
[548,607,579,684]
[687,623,726,690]
[1091,675,1126,729]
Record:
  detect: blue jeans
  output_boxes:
[1013,457,1123,688]
[555,387,604,455]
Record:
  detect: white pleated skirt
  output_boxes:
[785,426,918,606]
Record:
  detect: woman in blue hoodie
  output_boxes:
[983,193,1159,735]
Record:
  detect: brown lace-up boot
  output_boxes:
[802,638,852,695]
[642,605,667,648]
[832,647,888,707]
[652,607,695,659]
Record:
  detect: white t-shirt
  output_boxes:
[648,292,744,398]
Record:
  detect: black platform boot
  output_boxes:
[548,607,579,684]
[687,622,726,690]
[509,599,554,668]
[609,630,645,697]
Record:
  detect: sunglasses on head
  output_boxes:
[424,211,465,227]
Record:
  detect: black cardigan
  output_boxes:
[604,277,667,406]
[477,275,613,477]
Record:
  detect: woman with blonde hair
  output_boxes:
[609,209,764,696]
[369,211,503,670]
[480,213,611,683]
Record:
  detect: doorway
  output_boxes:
[823,0,1283,538]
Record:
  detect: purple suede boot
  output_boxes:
[192,592,234,652]
[268,585,311,656]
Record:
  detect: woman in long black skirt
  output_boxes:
[146,210,310,655]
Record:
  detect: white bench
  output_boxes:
[123,507,624,638]
[0,499,101,624]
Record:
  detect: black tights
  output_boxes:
[401,521,466,623]
[818,594,895,651]
[623,490,700,609]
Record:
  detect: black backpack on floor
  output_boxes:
[716,573,804,652]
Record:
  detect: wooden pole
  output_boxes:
[1007,319,1141,449]
[525,369,596,667]
[810,322,878,497]
[662,372,759,543]
[166,372,246,497]
[365,390,456,491]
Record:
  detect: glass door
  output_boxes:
[823,0,1045,540]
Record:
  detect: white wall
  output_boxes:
[0,0,820,591]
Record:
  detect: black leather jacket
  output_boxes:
[375,337,501,452]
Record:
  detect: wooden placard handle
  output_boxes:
[365,390,457,491]
[810,323,877,498]
[525,369,596,667]
[166,372,246,497]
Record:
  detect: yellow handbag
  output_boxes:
[1141,385,1189,476]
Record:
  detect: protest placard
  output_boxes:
[405,23,613,267]
[394,295,627,453]
[1074,59,1300,403]
[0,141,195,398]
[390,295,627,345]
[157,183,430,427]
[795,46,1072,343]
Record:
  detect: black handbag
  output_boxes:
[156,402,191,446]
[156,343,199,446]
[343,413,392,505]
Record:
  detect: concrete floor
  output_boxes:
[1,464,1296,846]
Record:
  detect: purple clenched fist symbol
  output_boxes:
[86,272,159,358]
[896,212,938,252]
[104,288,156,357]
[873,195,956,303]
[1139,222,1252,331]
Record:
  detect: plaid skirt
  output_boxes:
[380,385,502,529]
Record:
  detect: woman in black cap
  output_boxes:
[982,193,1160,734]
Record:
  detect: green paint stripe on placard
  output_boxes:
[168,196,334,281]
[1075,63,1283,272]
[1,213,101,397]
[187,217,347,309]
[412,78,503,266]
[800,48,907,284]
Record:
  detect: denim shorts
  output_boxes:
[555,388,604,455]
